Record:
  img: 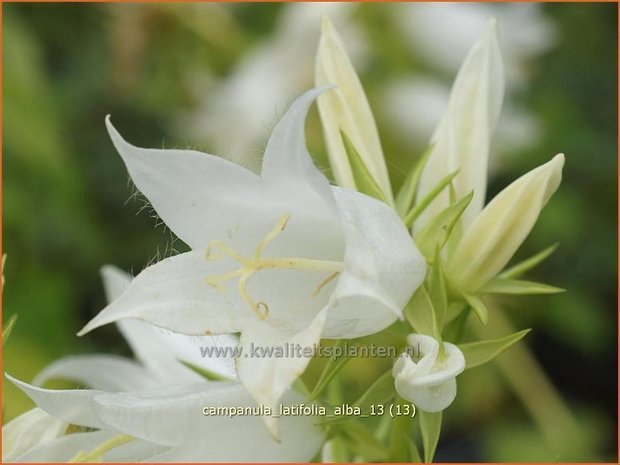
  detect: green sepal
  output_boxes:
[340,129,389,204]
[404,169,460,228]
[459,329,531,369]
[480,277,565,295]
[179,359,230,381]
[317,369,394,425]
[499,243,559,279]
[308,341,351,401]
[395,144,433,217]
[419,410,442,463]
[415,191,473,261]
[427,249,448,336]
[404,287,436,339]
[463,293,488,325]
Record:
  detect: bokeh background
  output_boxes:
[2,2,617,461]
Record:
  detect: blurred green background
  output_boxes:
[2,3,617,462]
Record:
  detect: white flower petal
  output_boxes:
[323,188,426,338]
[100,264,131,302]
[395,377,457,413]
[316,16,393,201]
[91,382,324,461]
[78,251,254,337]
[261,86,339,213]
[32,355,163,391]
[119,319,238,381]
[6,375,107,429]
[107,117,283,252]
[235,308,327,439]
[3,408,66,462]
[101,265,238,380]
[448,154,564,292]
[416,20,504,232]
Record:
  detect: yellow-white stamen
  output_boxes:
[68,434,133,462]
[205,213,343,319]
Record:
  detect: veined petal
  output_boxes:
[79,251,254,337]
[416,20,504,233]
[102,265,238,380]
[448,154,564,293]
[119,319,238,381]
[91,382,324,461]
[107,89,340,255]
[323,188,426,338]
[261,86,339,213]
[316,16,393,202]
[6,375,108,429]
[3,408,67,462]
[107,117,269,251]
[235,308,327,439]
[32,355,163,391]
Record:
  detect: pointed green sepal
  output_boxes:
[459,328,531,369]
[499,243,560,279]
[415,191,473,261]
[395,144,433,217]
[308,341,351,401]
[480,277,565,295]
[419,410,442,463]
[404,169,460,228]
[340,129,389,204]
[463,293,488,325]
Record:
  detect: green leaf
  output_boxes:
[415,192,473,260]
[459,329,531,369]
[179,360,230,381]
[309,341,351,401]
[499,243,559,279]
[404,287,436,338]
[419,410,442,463]
[2,314,18,346]
[353,369,395,411]
[404,169,460,228]
[480,278,565,295]
[340,420,389,461]
[463,294,488,325]
[340,129,388,203]
[317,370,395,425]
[395,144,433,217]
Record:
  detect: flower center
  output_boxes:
[205,213,343,320]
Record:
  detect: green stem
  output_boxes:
[388,398,412,461]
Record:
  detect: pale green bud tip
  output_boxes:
[447,153,565,293]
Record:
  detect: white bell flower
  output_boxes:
[6,267,325,462]
[392,334,465,412]
[76,87,426,438]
